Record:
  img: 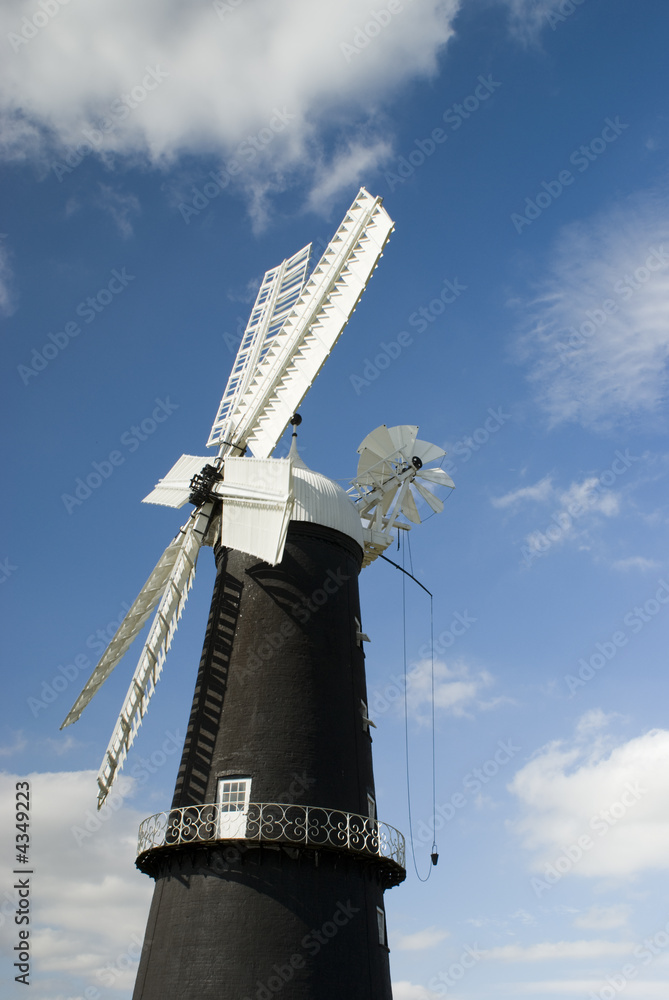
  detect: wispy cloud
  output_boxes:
[560,478,620,518]
[514,192,669,431]
[499,0,576,44]
[612,556,661,572]
[492,471,626,562]
[306,136,394,212]
[44,733,80,756]
[511,982,669,996]
[573,905,630,930]
[96,183,141,238]
[520,476,620,558]
[485,939,635,961]
[407,658,495,722]
[0,729,27,756]
[396,926,450,950]
[0,110,47,165]
[491,475,554,509]
[392,982,442,1000]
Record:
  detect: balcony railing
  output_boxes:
[137,802,405,872]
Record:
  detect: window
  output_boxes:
[217,776,251,838]
[218,778,250,812]
[376,906,386,946]
[367,793,376,820]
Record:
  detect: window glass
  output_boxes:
[376,906,385,945]
[218,778,250,812]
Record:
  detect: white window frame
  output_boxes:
[361,699,373,733]
[216,776,251,839]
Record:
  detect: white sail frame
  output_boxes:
[208,188,394,460]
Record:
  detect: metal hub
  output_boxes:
[188,465,223,506]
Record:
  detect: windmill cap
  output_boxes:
[289,440,363,550]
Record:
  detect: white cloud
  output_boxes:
[96,183,141,238]
[491,475,554,508]
[485,939,635,961]
[397,926,450,950]
[573,905,630,930]
[42,734,81,756]
[392,982,442,1000]
[613,556,661,572]
[0,771,151,996]
[493,471,624,561]
[306,137,395,213]
[509,721,669,878]
[574,708,616,739]
[0,729,27,755]
[515,195,669,431]
[508,982,669,996]
[466,907,537,930]
[406,658,494,721]
[499,0,571,43]
[560,478,620,519]
[493,474,621,521]
[0,0,459,210]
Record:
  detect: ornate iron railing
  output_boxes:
[137,802,405,870]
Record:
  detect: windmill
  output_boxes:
[62,187,454,1000]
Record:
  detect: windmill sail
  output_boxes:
[207,187,394,459]
[95,504,212,807]
[142,454,212,508]
[207,245,312,452]
[61,529,190,728]
[143,453,295,566]
[217,455,293,565]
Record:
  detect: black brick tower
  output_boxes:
[131,460,405,1000]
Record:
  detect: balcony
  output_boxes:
[136,801,406,885]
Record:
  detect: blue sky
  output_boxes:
[2,0,669,997]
